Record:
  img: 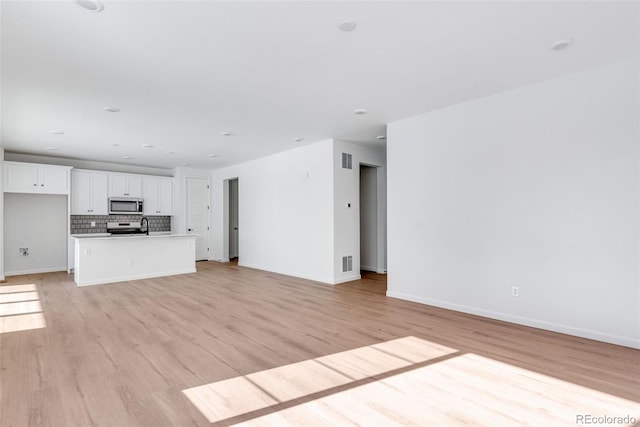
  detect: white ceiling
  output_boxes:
[1,1,638,170]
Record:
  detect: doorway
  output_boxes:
[228,178,239,260]
[186,177,210,261]
[359,165,378,272]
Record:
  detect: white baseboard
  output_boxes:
[332,274,362,284]
[5,267,67,276]
[376,269,387,274]
[211,258,230,263]
[386,291,640,350]
[360,265,377,272]
[238,261,335,284]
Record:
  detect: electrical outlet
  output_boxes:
[511,286,519,297]
[128,259,134,266]
[18,248,29,257]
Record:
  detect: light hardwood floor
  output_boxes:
[0,262,638,426]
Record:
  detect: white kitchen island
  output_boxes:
[72,234,197,286]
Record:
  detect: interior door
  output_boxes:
[187,177,210,261]
[229,179,239,259]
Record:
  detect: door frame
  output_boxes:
[228,178,239,259]
[222,177,239,262]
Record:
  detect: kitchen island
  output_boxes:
[72,233,197,286]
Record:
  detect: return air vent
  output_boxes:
[342,255,353,272]
[341,153,352,169]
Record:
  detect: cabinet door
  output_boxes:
[39,166,68,193]
[108,174,128,197]
[157,179,173,215]
[142,178,160,215]
[71,171,93,214]
[90,173,108,215]
[71,171,108,215]
[109,174,143,197]
[126,175,143,198]
[4,163,38,192]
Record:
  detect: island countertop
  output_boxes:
[71,232,194,240]
[73,233,197,286]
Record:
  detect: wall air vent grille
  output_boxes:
[342,255,353,272]
[341,153,352,169]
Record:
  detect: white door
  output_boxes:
[229,179,239,259]
[187,177,210,261]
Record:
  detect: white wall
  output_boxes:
[387,57,640,348]
[333,140,387,283]
[4,193,68,275]
[211,140,335,283]
[360,165,378,271]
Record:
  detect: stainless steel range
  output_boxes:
[106,219,149,236]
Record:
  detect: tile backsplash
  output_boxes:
[70,215,171,234]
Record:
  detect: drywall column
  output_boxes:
[387,57,640,348]
[0,148,4,280]
[333,139,386,284]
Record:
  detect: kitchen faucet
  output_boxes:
[140,217,149,235]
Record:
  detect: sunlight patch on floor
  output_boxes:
[0,285,46,334]
[0,284,37,293]
[182,336,457,423]
[233,353,640,427]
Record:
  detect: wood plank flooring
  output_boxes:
[0,262,638,426]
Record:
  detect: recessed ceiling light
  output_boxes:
[221,131,233,136]
[338,20,357,32]
[294,137,303,142]
[181,163,191,167]
[46,147,59,151]
[551,39,573,51]
[77,0,104,12]
[354,108,367,115]
[208,154,219,158]
[50,130,64,135]
[122,155,133,159]
[104,106,120,113]
[142,144,154,148]
[376,135,386,140]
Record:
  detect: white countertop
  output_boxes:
[71,232,194,240]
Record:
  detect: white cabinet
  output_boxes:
[71,170,108,215]
[4,161,70,194]
[108,174,142,198]
[143,177,173,215]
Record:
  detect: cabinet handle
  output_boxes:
[33,183,37,186]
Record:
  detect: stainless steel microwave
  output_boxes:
[109,198,143,215]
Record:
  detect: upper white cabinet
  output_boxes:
[4,161,71,194]
[71,170,108,215]
[108,174,142,198]
[143,177,173,215]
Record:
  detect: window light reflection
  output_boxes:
[0,284,46,334]
[182,336,457,423]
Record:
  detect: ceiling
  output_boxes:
[1,1,638,170]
